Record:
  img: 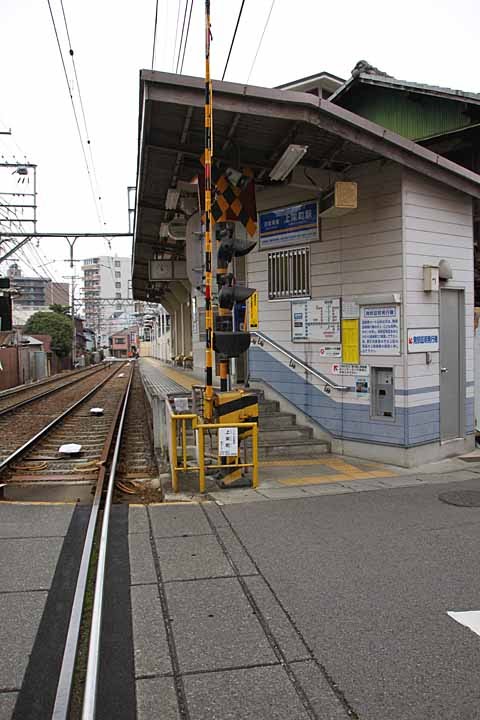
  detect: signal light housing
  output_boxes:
[214,331,251,357]
[218,284,255,311]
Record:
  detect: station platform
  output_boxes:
[138,357,413,498]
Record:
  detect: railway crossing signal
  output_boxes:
[214,222,256,389]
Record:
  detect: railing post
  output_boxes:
[198,426,206,494]
[252,423,259,489]
[171,417,179,493]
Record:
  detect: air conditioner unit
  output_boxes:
[318,181,357,218]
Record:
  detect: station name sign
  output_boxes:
[259,201,318,249]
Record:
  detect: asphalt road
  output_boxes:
[222,477,480,720]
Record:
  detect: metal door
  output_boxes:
[440,289,465,441]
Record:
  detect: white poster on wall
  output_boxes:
[360,305,401,355]
[331,363,369,377]
[292,298,341,342]
[319,345,342,358]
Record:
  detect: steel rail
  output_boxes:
[52,363,134,720]
[0,363,102,400]
[0,362,126,474]
[81,366,134,719]
[0,364,107,418]
[250,330,349,392]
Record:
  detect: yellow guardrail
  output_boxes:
[170,413,259,494]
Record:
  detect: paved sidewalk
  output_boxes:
[129,503,351,719]
[0,502,88,720]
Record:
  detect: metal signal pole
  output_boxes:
[204,0,214,420]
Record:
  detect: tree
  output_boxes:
[49,303,71,316]
[25,311,73,358]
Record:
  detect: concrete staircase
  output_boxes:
[255,390,330,459]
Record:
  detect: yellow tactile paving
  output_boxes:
[143,359,198,390]
[262,454,398,487]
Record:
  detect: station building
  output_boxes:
[132,70,480,467]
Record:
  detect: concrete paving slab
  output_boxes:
[0,591,47,690]
[183,665,310,720]
[148,505,211,537]
[129,533,156,585]
[376,476,423,488]
[244,575,309,662]
[155,535,233,582]
[201,501,230,528]
[432,470,480,482]
[257,487,312,499]
[0,537,64,592]
[216,526,258,576]
[0,693,18,720]
[209,489,268,504]
[130,585,172,677]
[136,677,180,720]
[0,503,73,538]
[338,479,391,492]
[128,505,149,534]
[166,577,276,673]
[290,660,350,719]
[301,484,351,495]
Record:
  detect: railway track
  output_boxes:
[2,362,159,717]
[0,365,119,467]
[0,363,106,414]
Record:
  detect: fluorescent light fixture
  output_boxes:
[165,188,180,209]
[159,222,169,238]
[269,144,308,182]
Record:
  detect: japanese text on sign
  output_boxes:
[218,427,238,457]
[292,298,341,342]
[360,305,400,355]
[407,328,439,353]
[259,202,318,249]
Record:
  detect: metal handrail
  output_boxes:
[251,330,348,392]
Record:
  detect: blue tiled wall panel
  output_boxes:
[249,346,456,448]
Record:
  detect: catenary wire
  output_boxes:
[172,0,183,71]
[222,0,246,80]
[45,0,103,228]
[179,0,194,74]
[175,0,190,73]
[246,0,276,85]
[151,0,160,69]
[59,0,106,228]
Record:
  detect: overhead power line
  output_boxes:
[222,0,246,81]
[172,0,183,71]
[151,0,160,69]
[59,0,106,228]
[175,0,190,74]
[246,0,276,85]
[45,0,103,228]
[179,0,194,74]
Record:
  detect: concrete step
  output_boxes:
[259,426,313,443]
[258,439,329,459]
[258,399,280,413]
[259,412,296,429]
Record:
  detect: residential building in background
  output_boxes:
[81,256,134,346]
[109,325,139,358]
[7,263,69,307]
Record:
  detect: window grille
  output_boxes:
[267,247,310,300]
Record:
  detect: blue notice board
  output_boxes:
[259,201,318,249]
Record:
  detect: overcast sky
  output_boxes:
[1,0,479,291]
